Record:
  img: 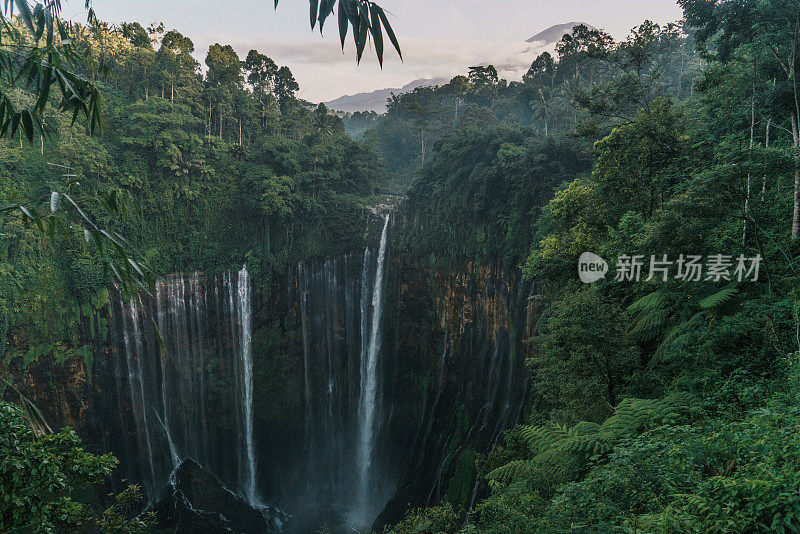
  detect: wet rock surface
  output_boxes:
[149,459,287,534]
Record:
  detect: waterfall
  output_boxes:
[236,265,258,505]
[297,253,364,506]
[155,284,180,469]
[93,213,535,531]
[298,262,313,491]
[110,269,259,506]
[291,215,394,530]
[356,213,390,514]
[121,298,156,497]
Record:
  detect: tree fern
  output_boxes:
[627,289,671,342]
[486,394,699,490]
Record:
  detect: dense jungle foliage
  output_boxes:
[4,0,800,532]
[382,1,800,532]
[0,17,386,374]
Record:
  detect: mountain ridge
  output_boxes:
[325,77,450,114]
[526,21,593,43]
[325,22,592,114]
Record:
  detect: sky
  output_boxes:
[67,0,685,103]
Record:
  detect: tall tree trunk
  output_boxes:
[792,113,800,240]
[791,36,800,239]
[744,76,755,244]
[763,118,771,201]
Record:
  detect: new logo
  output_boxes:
[578,252,608,284]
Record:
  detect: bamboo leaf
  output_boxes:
[370,4,383,67]
[310,0,319,28]
[338,0,349,48]
[376,5,401,60]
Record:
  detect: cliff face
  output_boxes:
[10,215,536,530]
[377,258,534,525]
[11,350,93,432]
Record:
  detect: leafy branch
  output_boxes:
[279,0,402,66]
[1,186,152,298]
[0,0,102,141]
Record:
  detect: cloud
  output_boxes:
[192,33,554,102]
[222,36,549,68]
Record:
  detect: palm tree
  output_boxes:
[531,87,554,135]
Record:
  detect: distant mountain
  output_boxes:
[326,22,594,114]
[526,22,594,44]
[325,77,450,114]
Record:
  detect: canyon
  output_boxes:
[15,209,536,532]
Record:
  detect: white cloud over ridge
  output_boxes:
[193,33,555,102]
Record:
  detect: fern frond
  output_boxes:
[486,459,536,484]
[629,308,669,341]
[558,433,613,456]
[601,398,655,439]
[518,424,570,454]
[699,285,738,309]
[627,290,672,342]
[571,421,602,436]
[627,290,667,313]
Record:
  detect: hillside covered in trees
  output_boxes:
[4,1,800,533]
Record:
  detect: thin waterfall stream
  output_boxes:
[237,265,258,505]
[356,213,390,515]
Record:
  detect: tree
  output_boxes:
[535,288,638,423]
[524,52,555,85]
[531,87,555,135]
[204,44,242,139]
[244,49,278,92]
[681,0,800,239]
[468,65,500,104]
[156,30,199,103]
[444,75,470,123]
[0,402,153,532]
[120,21,151,49]
[592,98,686,221]
[273,65,299,105]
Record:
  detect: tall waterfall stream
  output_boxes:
[356,213,390,517]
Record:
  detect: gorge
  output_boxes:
[15,206,534,533]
